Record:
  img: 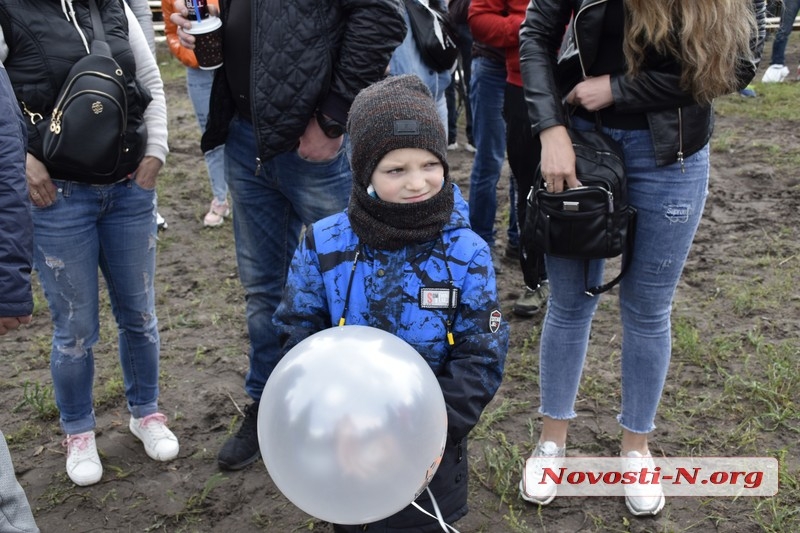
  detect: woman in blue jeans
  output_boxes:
[517,0,765,516]
[163,0,229,227]
[1,0,178,487]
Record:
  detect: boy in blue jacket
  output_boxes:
[273,74,508,531]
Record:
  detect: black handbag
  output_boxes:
[404,0,459,72]
[37,0,148,183]
[522,124,637,296]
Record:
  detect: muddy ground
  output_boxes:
[1,41,798,533]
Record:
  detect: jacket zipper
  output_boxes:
[573,0,609,78]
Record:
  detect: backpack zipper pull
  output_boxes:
[50,110,63,134]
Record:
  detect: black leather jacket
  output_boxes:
[519,0,766,167]
[202,0,406,161]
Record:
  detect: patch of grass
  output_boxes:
[94,368,125,409]
[473,398,530,440]
[715,83,800,121]
[14,380,58,420]
[4,422,44,450]
[722,340,800,434]
[752,449,800,533]
[474,431,525,505]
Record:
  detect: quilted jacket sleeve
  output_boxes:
[317,0,407,123]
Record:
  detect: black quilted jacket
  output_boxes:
[201,0,406,161]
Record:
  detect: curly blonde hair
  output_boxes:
[623,0,757,104]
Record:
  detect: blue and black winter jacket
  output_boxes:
[273,184,508,529]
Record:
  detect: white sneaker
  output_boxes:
[621,450,665,516]
[156,212,168,230]
[464,142,477,153]
[63,431,103,486]
[447,141,459,150]
[762,64,790,83]
[129,413,179,461]
[203,198,230,227]
[519,440,565,505]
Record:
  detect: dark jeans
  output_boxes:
[445,22,473,145]
[504,82,546,287]
[770,0,800,65]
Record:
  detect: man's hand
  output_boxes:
[297,116,344,162]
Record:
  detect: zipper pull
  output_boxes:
[607,190,614,213]
[50,110,62,134]
[254,157,262,176]
[677,151,685,174]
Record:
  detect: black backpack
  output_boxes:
[36,0,148,183]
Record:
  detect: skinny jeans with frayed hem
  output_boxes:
[32,179,161,435]
[538,118,709,434]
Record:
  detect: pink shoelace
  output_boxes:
[62,432,93,451]
[136,412,168,428]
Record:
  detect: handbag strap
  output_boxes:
[583,210,637,296]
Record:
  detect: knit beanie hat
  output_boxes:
[348,74,450,188]
[347,74,454,250]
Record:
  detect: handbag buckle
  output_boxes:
[562,201,580,212]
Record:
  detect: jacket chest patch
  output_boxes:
[419,287,459,309]
[489,309,502,333]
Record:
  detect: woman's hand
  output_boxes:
[26,153,57,207]
[133,156,163,190]
[566,75,614,112]
[538,125,581,193]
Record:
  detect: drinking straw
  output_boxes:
[191,0,202,22]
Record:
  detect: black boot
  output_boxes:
[217,402,261,470]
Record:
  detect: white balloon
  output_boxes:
[258,325,448,525]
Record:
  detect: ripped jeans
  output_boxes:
[538,119,709,434]
[32,179,161,435]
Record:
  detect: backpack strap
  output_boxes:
[88,0,114,57]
